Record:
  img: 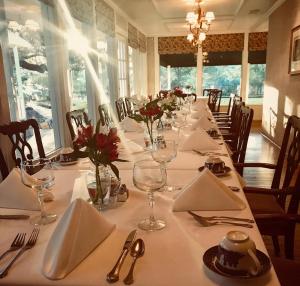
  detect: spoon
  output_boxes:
[123,239,145,285]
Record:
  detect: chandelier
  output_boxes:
[186,0,215,47]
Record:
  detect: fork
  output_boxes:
[188,211,254,223]
[0,228,39,278]
[189,213,253,228]
[0,233,26,261]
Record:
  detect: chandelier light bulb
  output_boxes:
[186,12,197,24]
[205,11,215,23]
[199,32,206,41]
[187,33,194,42]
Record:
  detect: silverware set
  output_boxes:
[0,228,39,278]
[188,211,255,228]
[107,230,145,285]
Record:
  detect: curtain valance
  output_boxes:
[138,31,147,53]
[248,32,268,51]
[65,0,93,25]
[95,0,115,37]
[128,23,139,49]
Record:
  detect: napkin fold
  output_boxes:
[179,129,220,152]
[120,117,143,132]
[42,198,115,280]
[190,115,214,131]
[0,168,53,210]
[173,168,246,212]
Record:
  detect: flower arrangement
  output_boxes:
[129,96,163,145]
[171,87,185,98]
[74,123,126,204]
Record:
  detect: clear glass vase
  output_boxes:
[86,165,112,210]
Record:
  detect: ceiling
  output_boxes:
[111,0,287,36]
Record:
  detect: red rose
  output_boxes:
[74,125,93,146]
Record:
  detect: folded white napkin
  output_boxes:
[190,115,214,130]
[71,176,90,202]
[173,168,246,211]
[179,129,220,152]
[120,117,143,132]
[42,198,115,280]
[119,139,144,154]
[0,168,54,210]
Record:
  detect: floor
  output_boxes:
[243,124,300,262]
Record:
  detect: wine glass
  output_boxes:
[133,159,167,231]
[21,159,57,226]
[151,139,177,192]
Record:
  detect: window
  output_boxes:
[128,46,147,96]
[67,19,90,111]
[117,38,128,98]
[202,65,241,98]
[97,34,110,102]
[159,54,197,92]
[1,0,60,155]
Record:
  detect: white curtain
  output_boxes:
[131,48,147,97]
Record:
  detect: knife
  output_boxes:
[106,229,137,283]
[0,215,30,220]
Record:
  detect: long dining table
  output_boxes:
[0,103,280,286]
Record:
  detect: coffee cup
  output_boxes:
[205,156,225,173]
[216,231,262,276]
[59,148,76,163]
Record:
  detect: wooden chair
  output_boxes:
[237,115,300,259]
[213,94,237,118]
[203,89,222,112]
[98,104,112,126]
[125,98,134,116]
[0,148,9,180]
[0,119,46,168]
[115,99,126,122]
[66,109,90,141]
[230,106,254,165]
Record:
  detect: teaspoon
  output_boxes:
[123,239,145,285]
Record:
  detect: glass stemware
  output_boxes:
[151,139,177,192]
[21,159,57,226]
[133,159,167,231]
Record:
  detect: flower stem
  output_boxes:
[95,164,103,204]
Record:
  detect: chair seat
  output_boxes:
[271,257,300,286]
[246,193,284,214]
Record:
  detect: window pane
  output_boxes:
[203,65,241,101]
[247,64,266,104]
[170,67,196,92]
[67,19,88,111]
[3,0,58,155]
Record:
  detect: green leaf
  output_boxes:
[95,119,101,134]
[110,163,119,179]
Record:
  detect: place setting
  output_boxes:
[198,156,232,177]
[202,231,271,280]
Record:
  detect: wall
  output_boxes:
[262,0,300,145]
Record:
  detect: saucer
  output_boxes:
[203,246,271,279]
[198,166,231,176]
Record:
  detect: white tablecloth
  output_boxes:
[0,111,280,286]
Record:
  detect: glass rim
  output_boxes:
[20,158,52,167]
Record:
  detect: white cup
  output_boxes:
[217,231,262,276]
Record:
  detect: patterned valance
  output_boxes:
[202,33,244,52]
[65,0,93,25]
[158,36,197,55]
[138,31,147,53]
[248,32,268,51]
[95,0,115,37]
[128,23,139,49]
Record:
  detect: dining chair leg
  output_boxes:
[284,228,295,259]
[272,235,280,256]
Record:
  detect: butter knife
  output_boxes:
[106,229,137,283]
[0,215,30,220]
